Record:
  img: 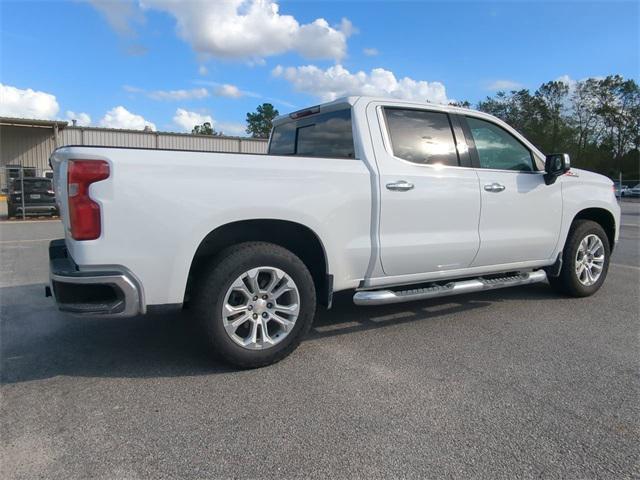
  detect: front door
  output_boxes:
[462,115,562,267]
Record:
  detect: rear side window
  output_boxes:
[466,116,534,171]
[384,108,459,166]
[268,109,355,159]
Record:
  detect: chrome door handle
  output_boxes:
[386,180,414,191]
[484,183,505,192]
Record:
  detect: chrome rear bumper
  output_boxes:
[48,239,144,317]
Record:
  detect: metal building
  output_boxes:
[0,116,268,190]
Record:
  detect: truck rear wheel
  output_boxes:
[548,220,611,297]
[192,242,316,368]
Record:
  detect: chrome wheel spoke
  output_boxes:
[246,270,260,295]
[223,303,247,318]
[265,269,284,293]
[230,277,252,299]
[224,313,251,336]
[274,302,299,315]
[272,284,293,300]
[260,318,275,346]
[270,312,295,332]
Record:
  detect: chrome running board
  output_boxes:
[353,270,547,306]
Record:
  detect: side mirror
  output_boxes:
[544,153,571,185]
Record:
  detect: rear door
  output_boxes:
[461,115,562,266]
[368,104,481,276]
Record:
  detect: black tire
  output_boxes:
[548,220,610,297]
[192,242,316,368]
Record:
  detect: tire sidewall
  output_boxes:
[200,245,316,366]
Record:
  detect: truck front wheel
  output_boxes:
[548,220,611,297]
[192,242,316,368]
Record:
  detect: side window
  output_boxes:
[384,108,459,166]
[466,116,534,171]
[268,108,355,159]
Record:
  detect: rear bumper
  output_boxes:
[48,239,144,317]
[13,204,58,214]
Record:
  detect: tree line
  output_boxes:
[192,74,638,181]
[454,74,639,180]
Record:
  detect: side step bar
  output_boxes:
[353,270,547,306]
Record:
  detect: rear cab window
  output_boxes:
[268,107,355,159]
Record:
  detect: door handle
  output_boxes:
[484,182,506,192]
[386,180,414,192]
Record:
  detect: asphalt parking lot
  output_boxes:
[1,203,639,479]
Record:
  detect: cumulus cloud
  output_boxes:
[216,121,247,136]
[137,0,353,61]
[363,47,379,56]
[486,79,524,91]
[66,111,92,126]
[0,84,60,119]
[148,87,209,101]
[88,0,143,36]
[214,84,243,98]
[272,64,449,103]
[99,106,156,130]
[173,108,213,131]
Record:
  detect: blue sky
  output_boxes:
[1,0,638,135]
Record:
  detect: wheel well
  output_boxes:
[186,219,331,307]
[574,208,616,251]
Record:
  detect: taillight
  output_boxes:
[67,160,109,240]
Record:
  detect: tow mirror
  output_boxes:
[544,153,570,185]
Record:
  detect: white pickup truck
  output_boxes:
[48,96,620,367]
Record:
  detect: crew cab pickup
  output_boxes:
[48,96,620,367]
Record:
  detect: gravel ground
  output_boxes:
[1,203,638,479]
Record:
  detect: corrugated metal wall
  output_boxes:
[60,127,268,153]
[1,124,268,172]
[0,125,58,171]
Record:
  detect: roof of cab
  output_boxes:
[272,96,480,125]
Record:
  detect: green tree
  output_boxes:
[191,122,222,136]
[449,100,471,108]
[476,74,639,180]
[246,103,279,138]
[535,80,570,152]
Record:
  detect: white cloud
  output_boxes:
[214,84,243,98]
[487,80,524,91]
[555,74,576,88]
[148,87,209,101]
[216,121,247,136]
[363,47,379,56]
[198,65,208,76]
[173,108,213,132]
[66,111,92,126]
[99,106,156,130]
[138,0,353,61]
[88,0,143,36]
[0,84,60,119]
[123,85,144,93]
[273,64,449,103]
